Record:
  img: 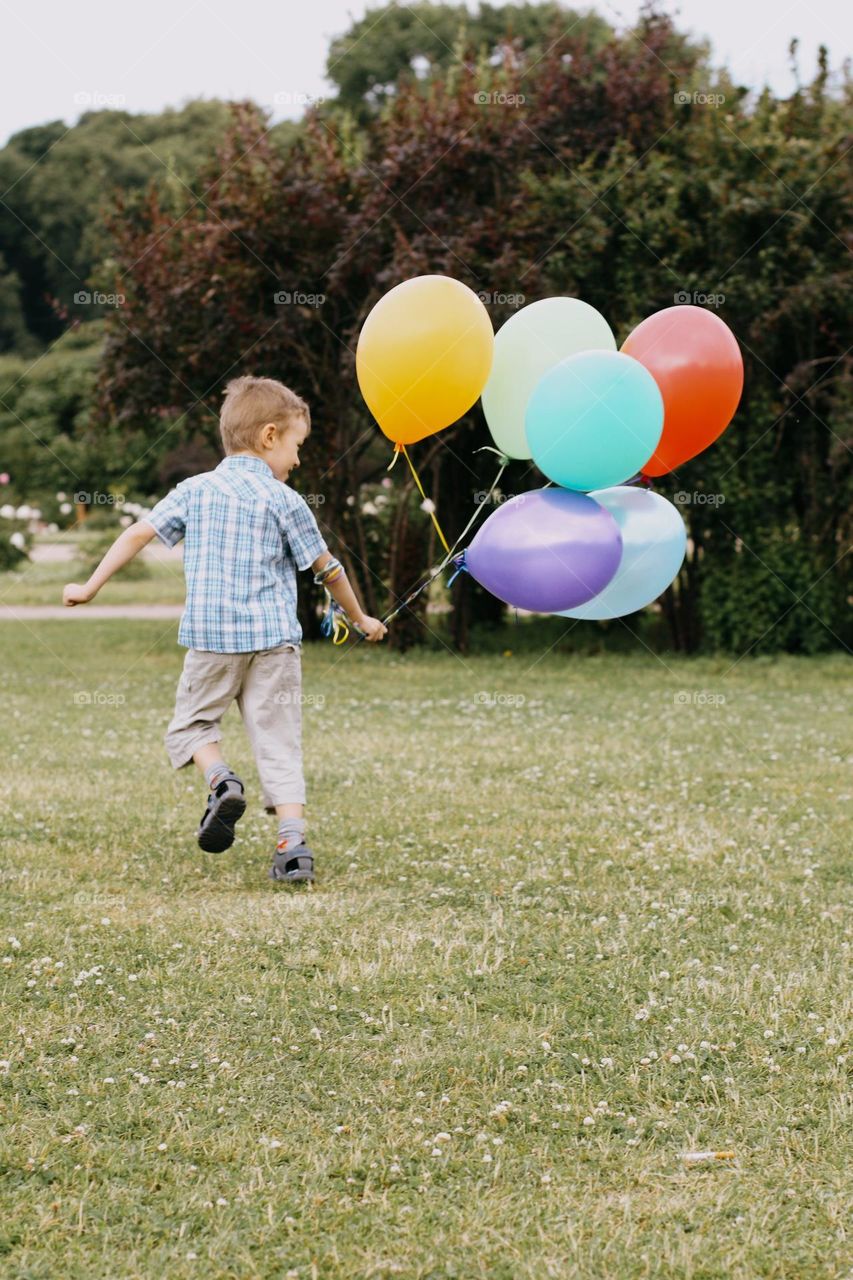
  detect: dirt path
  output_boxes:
[0,604,183,621]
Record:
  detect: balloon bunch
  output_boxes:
[355,277,744,630]
[466,297,743,618]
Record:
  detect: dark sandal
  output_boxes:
[197,775,246,852]
[269,843,315,883]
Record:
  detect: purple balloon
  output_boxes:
[466,487,623,612]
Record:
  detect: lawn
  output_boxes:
[1,621,849,1279]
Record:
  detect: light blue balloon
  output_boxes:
[558,487,686,619]
[526,350,663,491]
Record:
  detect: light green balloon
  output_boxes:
[481,298,616,460]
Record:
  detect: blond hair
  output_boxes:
[219,375,310,454]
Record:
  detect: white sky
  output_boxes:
[2,0,850,146]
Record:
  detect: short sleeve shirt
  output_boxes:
[142,455,328,652]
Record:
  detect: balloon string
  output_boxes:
[397,443,451,555]
[320,589,366,644]
[380,455,508,627]
[445,551,468,588]
[474,445,511,464]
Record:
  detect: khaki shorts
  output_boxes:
[165,644,305,808]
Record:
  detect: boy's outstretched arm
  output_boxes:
[311,551,387,642]
[62,520,157,606]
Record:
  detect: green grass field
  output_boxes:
[1,621,850,1279]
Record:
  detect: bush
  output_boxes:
[0,519,32,570]
[76,527,150,581]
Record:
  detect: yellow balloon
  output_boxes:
[356,275,494,445]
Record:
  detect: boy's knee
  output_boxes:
[165,728,221,771]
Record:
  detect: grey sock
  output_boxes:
[205,761,235,790]
[276,817,306,852]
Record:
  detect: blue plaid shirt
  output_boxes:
[142,455,328,652]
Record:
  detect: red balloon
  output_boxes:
[621,305,743,476]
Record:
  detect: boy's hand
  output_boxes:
[356,614,388,643]
[63,582,94,607]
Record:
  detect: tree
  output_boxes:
[0,101,280,351]
[324,2,611,117]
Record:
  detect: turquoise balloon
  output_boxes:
[481,298,616,460]
[558,487,686,620]
[526,350,664,491]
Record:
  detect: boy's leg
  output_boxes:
[164,650,248,850]
[165,650,243,767]
[193,741,226,774]
[236,645,312,881]
[193,742,241,796]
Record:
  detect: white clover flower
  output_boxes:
[9,532,26,551]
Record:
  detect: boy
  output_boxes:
[63,375,387,884]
